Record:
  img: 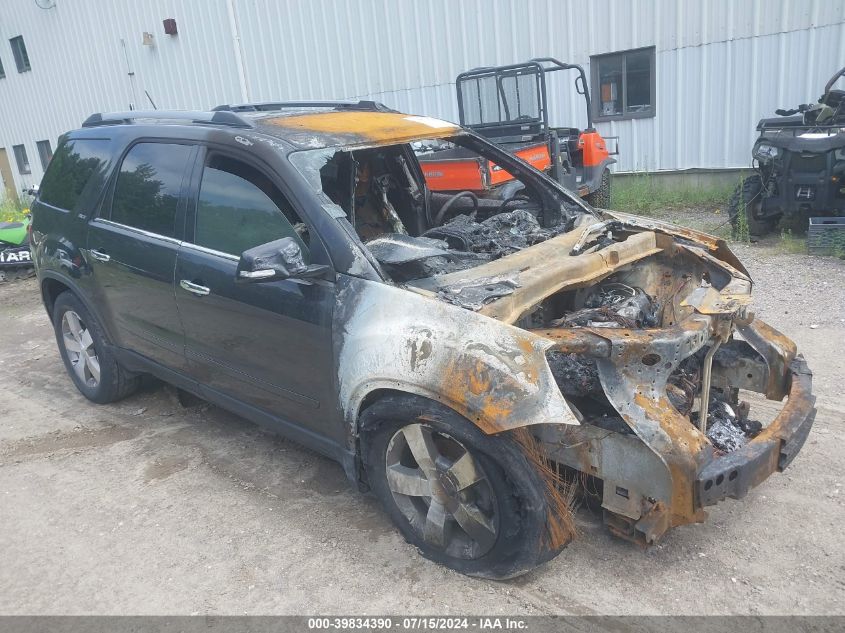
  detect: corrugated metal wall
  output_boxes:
[1,0,844,193]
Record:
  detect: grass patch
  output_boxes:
[611,172,734,215]
[1,196,28,223]
[778,228,806,255]
[733,184,750,244]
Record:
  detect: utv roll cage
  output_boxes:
[455,57,594,141]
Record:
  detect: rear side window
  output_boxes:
[111,142,192,238]
[38,139,111,211]
[194,154,310,259]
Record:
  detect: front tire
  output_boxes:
[584,169,611,208]
[729,174,774,238]
[361,394,567,579]
[52,291,139,404]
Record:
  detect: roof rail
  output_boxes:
[212,100,395,113]
[81,110,254,129]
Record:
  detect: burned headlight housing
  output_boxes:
[753,142,780,161]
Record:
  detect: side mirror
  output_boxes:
[236,237,328,283]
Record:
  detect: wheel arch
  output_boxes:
[39,271,115,343]
[41,275,70,316]
[350,381,498,437]
[355,385,477,435]
[582,157,615,194]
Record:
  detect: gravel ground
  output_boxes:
[0,219,844,615]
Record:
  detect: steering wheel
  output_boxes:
[434,191,479,226]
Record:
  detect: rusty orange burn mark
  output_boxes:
[467,360,490,396]
[439,355,523,435]
[265,111,458,145]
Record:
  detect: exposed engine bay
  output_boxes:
[525,274,765,454]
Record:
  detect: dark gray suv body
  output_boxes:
[31,104,815,579]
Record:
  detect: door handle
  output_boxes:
[89,249,110,263]
[179,279,211,297]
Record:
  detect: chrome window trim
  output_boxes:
[93,218,247,262]
[179,241,240,262]
[92,218,182,246]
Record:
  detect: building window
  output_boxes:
[36,140,53,170]
[10,36,30,73]
[12,144,31,175]
[0,56,5,79]
[591,47,655,121]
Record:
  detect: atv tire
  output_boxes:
[729,174,774,238]
[52,291,139,404]
[361,394,568,579]
[584,169,611,208]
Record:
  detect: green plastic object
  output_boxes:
[0,216,30,245]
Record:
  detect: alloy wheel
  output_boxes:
[61,310,100,388]
[384,423,498,560]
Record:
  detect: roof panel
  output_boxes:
[260,111,460,149]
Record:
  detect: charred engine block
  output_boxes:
[551,283,657,329]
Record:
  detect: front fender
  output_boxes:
[334,275,579,438]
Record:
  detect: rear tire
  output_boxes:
[361,394,567,579]
[52,291,139,404]
[584,169,611,208]
[729,174,774,238]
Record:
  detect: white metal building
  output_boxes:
[1,0,844,197]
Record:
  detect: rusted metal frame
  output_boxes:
[737,319,797,400]
[696,356,815,506]
[536,317,811,526]
[602,209,751,276]
[710,339,770,394]
[475,232,663,323]
[532,317,715,525]
[536,422,673,543]
[591,317,715,525]
[697,339,723,433]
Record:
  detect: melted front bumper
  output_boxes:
[535,315,815,543]
[696,355,816,507]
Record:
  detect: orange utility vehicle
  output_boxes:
[419,58,617,207]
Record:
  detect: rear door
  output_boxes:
[86,140,196,371]
[174,147,336,438]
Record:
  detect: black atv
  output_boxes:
[730,66,845,237]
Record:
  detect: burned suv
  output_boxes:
[31,102,815,579]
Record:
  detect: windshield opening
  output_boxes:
[290,133,591,281]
